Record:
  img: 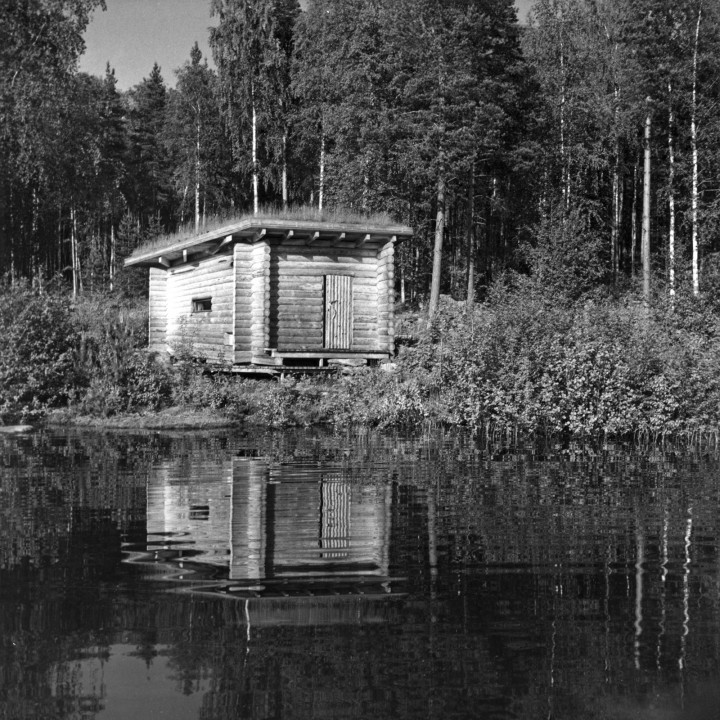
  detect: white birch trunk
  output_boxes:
[691,5,702,296]
[668,83,676,307]
[631,161,638,279]
[319,131,325,212]
[195,115,201,234]
[251,84,259,216]
[282,131,288,209]
[559,30,568,210]
[466,168,475,310]
[71,204,81,298]
[109,223,115,293]
[642,105,652,305]
[428,174,445,321]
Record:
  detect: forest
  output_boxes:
[4,0,720,437]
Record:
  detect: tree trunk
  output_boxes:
[71,204,80,298]
[668,83,676,307]
[319,131,325,212]
[428,174,445,322]
[559,13,568,210]
[642,105,651,305]
[195,116,201,233]
[691,4,702,296]
[466,168,475,310]
[251,84,259,215]
[109,223,115,293]
[611,85,620,281]
[282,131,288,209]
[631,160,638,279]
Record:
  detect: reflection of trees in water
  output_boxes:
[2,431,720,718]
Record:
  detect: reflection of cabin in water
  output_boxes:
[124,218,413,370]
[146,458,391,581]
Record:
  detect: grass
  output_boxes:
[47,406,242,430]
[128,204,403,260]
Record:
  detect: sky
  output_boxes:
[79,0,535,91]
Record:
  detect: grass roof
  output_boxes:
[127,205,406,261]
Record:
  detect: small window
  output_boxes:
[189,505,210,521]
[192,297,212,313]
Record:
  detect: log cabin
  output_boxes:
[124,217,413,370]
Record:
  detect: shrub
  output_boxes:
[0,285,81,422]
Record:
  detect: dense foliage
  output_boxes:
[0,286,81,421]
[3,281,720,440]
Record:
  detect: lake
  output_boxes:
[1,428,720,719]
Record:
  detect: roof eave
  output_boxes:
[124,219,413,268]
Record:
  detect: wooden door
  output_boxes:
[324,275,353,349]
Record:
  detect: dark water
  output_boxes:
[2,428,720,720]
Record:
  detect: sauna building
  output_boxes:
[124,217,413,370]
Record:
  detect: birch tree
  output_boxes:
[165,43,228,232]
[211,0,300,213]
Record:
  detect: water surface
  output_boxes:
[2,428,720,719]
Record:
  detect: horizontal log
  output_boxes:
[269,279,323,290]
[274,246,378,259]
[276,330,324,339]
[274,320,324,330]
[272,290,326,301]
[276,297,323,307]
[273,255,376,266]
[168,281,233,296]
[273,260,377,273]
[270,266,377,278]
[168,296,233,307]
[169,265,232,280]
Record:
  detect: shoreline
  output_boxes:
[45,407,242,431]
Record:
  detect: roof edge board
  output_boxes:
[124,218,412,267]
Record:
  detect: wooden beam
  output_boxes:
[306,231,321,246]
[334,232,346,243]
[209,234,234,255]
[182,249,188,263]
[284,230,294,241]
[355,233,371,248]
[253,228,267,243]
[157,256,171,268]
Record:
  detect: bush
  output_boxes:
[398,284,720,438]
[0,285,81,422]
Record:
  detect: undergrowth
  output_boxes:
[4,278,720,441]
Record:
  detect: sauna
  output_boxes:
[125,217,413,369]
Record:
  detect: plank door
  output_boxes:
[324,275,353,349]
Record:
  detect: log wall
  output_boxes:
[376,240,395,353]
[268,243,384,352]
[166,254,234,363]
[233,242,253,363]
[251,243,271,357]
[148,267,167,352]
